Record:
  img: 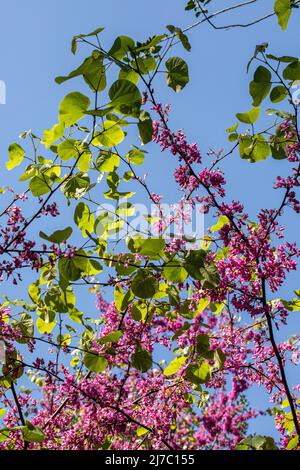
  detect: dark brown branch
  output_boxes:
[10,382,28,450]
[261,278,300,438]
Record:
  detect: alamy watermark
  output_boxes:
[0,341,5,364]
[94,200,205,242]
[0,80,6,105]
[292,82,300,106]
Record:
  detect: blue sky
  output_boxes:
[0,0,299,441]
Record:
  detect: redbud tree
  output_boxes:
[0,0,300,451]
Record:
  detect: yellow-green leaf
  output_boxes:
[210,216,229,232]
[41,122,65,148]
[93,121,125,147]
[6,143,25,170]
[59,92,90,127]
[274,0,291,31]
[164,356,187,376]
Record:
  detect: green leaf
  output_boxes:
[135,35,166,53]
[85,107,113,118]
[0,409,7,419]
[126,149,145,165]
[237,435,278,450]
[36,310,56,334]
[39,227,72,244]
[41,122,65,148]
[295,289,300,298]
[62,173,90,199]
[19,165,36,182]
[239,135,271,162]
[236,107,260,124]
[57,139,79,161]
[179,299,195,319]
[185,362,211,385]
[111,253,138,276]
[138,111,154,144]
[96,151,120,172]
[119,67,139,85]
[109,79,141,116]
[239,135,252,158]
[286,435,299,450]
[128,237,165,257]
[228,133,238,142]
[130,303,142,321]
[56,51,106,92]
[266,54,297,63]
[98,330,123,344]
[282,298,300,311]
[58,250,88,281]
[270,142,287,160]
[78,152,91,172]
[252,135,271,162]
[131,347,152,372]
[131,270,158,299]
[59,92,90,127]
[198,298,210,313]
[266,108,292,118]
[104,189,135,200]
[210,302,225,315]
[84,259,103,276]
[84,351,107,373]
[165,57,189,92]
[163,261,188,283]
[119,202,136,219]
[71,27,105,54]
[29,175,51,197]
[93,121,125,147]
[136,426,149,437]
[164,356,187,376]
[45,286,76,314]
[226,123,238,133]
[253,65,272,83]
[249,66,272,106]
[0,428,11,442]
[135,57,157,75]
[283,61,300,81]
[274,0,291,31]
[114,286,134,312]
[196,334,210,356]
[214,349,226,370]
[74,203,94,237]
[246,42,269,73]
[184,250,206,280]
[109,36,135,60]
[57,333,71,346]
[28,283,41,304]
[12,314,34,344]
[270,85,288,103]
[210,215,229,232]
[6,143,25,170]
[21,422,45,443]
[166,25,191,52]
[123,170,133,182]
[69,309,83,324]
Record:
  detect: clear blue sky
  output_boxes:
[0,0,299,441]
